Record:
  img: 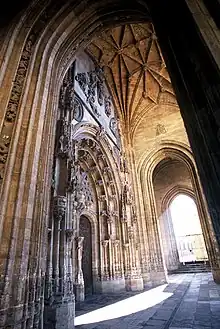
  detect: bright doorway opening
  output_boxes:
[169,194,208,264]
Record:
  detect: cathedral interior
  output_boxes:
[1,0,220,328]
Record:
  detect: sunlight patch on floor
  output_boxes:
[75,284,173,326]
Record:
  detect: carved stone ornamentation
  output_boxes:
[5,34,35,123]
[104,95,112,117]
[128,226,134,240]
[75,68,105,117]
[120,152,129,173]
[123,181,133,205]
[72,95,84,122]
[74,167,94,211]
[156,123,166,136]
[57,119,71,158]
[65,229,75,240]
[98,195,106,202]
[53,196,67,221]
[0,135,10,164]
[110,117,119,137]
[96,126,105,141]
[75,72,87,93]
[97,80,104,106]
[102,240,109,248]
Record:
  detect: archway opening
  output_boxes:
[79,215,93,296]
[152,156,211,274]
[169,194,208,265]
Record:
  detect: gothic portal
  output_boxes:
[1,1,220,329]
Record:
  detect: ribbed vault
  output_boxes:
[86,23,177,133]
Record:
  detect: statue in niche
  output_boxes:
[76,236,84,288]
[57,118,71,157]
[119,152,129,173]
[58,134,69,156]
[123,181,133,205]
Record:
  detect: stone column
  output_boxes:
[75,236,84,302]
[149,0,220,281]
[44,196,75,329]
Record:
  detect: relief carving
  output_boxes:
[53,196,67,221]
[0,3,65,184]
[104,95,112,117]
[120,152,129,173]
[75,68,106,117]
[97,80,104,106]
[5,34,34,123]
[156,123,166,136]
[72,95,84,122]
[75,72,87,93]
[96,126,105,141]
[110,117,119,138]
[123,181,133,205]
[57,119,71,157]
[0,136,10,164]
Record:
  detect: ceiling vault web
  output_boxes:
[86,23,177,135]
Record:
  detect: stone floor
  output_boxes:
[75,273,220,329]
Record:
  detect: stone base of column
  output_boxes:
[75,284,85,302]
[44,298,75,329]
[142,271,153,288]
[211,267,220,283]
[167,264,179,272]
[127,276,144,291]
[100,277,126,293]
[150,270,167,287]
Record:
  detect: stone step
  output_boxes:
[169,261,211,274]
